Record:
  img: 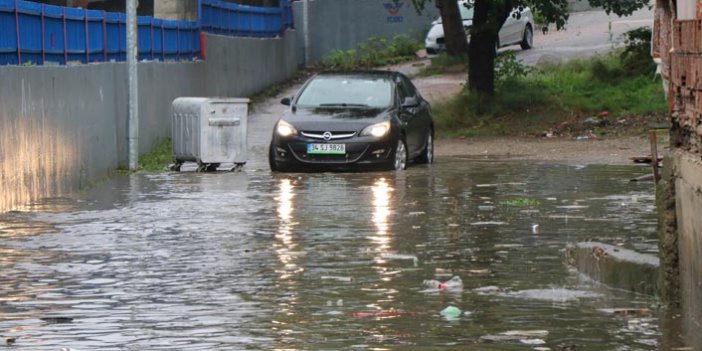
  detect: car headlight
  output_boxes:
[276,120,298,137]
[361,121,391,138]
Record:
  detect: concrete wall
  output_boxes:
[0,31,297,212]
[567,0,598,12]
[293,0,439,65]
[154,0,198,20]
[673,152,702,349]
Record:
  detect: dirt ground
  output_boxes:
[434,135,666,165]
[389,60,667,166]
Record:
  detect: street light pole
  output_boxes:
[127,0,139,170]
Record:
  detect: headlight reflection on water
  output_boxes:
[275,178,302,280]
[370,178,393,252]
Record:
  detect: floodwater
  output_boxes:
[0,159,680,350]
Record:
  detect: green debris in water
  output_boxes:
[501,198,541,207]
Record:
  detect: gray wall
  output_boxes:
[0,31,297,212]
[293,0,439,65]
[673,152,702,350]
[568,0,597,12]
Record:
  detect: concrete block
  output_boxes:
[565,242,659,296]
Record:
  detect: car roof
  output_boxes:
[316,70,401,79]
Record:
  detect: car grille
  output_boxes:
[300,131,357,140]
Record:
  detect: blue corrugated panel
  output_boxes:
[42,4,66,64]
[17,0,42,64]
[117,12,126,61]
[137,16,153,60]
[63,7,86,63]
[0,0,19,65]
[152,18,163,61]
[105,12,122,62]
[162,19,178,61]
[86,9,104,62]
[183,22,199,60]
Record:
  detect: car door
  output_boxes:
[396,76,423,156]
[398,75,431,158]
[499,8,521,45]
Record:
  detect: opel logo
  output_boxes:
[323,131,332,141]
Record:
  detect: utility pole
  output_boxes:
[303,0,310,66]
[127,0,139,170]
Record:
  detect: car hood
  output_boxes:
[427,19,473,38]
[282,107,391,132]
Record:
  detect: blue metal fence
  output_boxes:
[0,0,293,66]
[199,0,293,37]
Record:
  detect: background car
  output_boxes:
[425,0,534,55]
[269,71,434,172]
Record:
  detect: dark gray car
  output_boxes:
[269,71,434,172]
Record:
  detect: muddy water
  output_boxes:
[0,160,676,350]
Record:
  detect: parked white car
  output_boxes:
[425,1,534,55]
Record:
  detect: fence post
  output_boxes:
[150,19,154,60]
[14,0,21,64]
[161,21,165,61]
[102,10,107,62]
[62,7,67,64]
[41,4,46,64]
[84,8,89,62]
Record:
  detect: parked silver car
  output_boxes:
[425,0,534,55]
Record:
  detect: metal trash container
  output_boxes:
[170,97,249,172]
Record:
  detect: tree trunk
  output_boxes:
[436,0,468,56]
[468,0,511,97]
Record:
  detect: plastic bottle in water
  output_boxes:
[423,279,446,289]
[423,276,463,290]
[443,276,463,289]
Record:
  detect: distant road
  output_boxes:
[513,6,654,66]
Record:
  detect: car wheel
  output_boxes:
[268,142,278,172]
[416,128,434,164]
[391,138,408,171]
[520,25,533,50]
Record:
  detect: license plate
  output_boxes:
[307,143,345,155]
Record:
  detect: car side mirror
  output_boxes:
[281,97,292,106]
[402,96,419,108]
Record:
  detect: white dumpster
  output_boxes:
[170,97,249,172]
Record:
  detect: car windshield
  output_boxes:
[434,2,473,22]
[295,76,393,109]
[459,4,474,20]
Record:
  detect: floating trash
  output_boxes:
[473,285,501,293]
[408,211,426,216]
[380,253,419,267]
[502,330,549,337]
[494,244,524,249]
[469,269,490,275]
[321,276,353,282]
[470,221,508,226]
[439,306,461,320]
[598,308,650,316]
[423,276,463,291]
[501,288,603,302]
[352,310,424,318]
[532,224,540,234]
[520,338,547,345]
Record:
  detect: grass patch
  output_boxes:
[139,137,172,172]
[417,53,467,76]
[320,35,422,70]
[433,50,667,138]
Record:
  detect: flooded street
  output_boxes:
[0,158,670,350]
